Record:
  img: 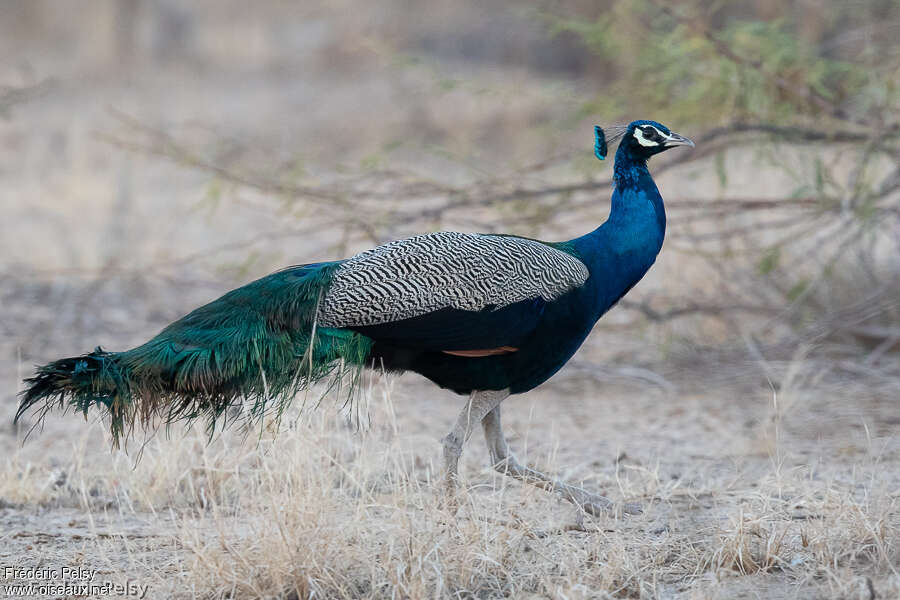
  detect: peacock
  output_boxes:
[17,120,693,515]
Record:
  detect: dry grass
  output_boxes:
[1,2,899,598]
[2,367,899,598]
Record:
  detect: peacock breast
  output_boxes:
[504,285,601,393]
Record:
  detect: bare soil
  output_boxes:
[1,3,897,598]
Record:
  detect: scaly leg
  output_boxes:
[442,389,510,496]
[481,405,642,516]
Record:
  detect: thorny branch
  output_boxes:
[99,112,899,227]
[50,109,900,361]
[649,1,881,129]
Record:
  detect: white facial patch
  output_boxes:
[633,126,662,147]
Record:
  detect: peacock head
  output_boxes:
[594,120,694,161]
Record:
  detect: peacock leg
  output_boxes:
[481,405,641,516]
[442,389,510,496]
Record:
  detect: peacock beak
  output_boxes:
[664,132,695,148]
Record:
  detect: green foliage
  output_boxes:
[758,246,780,275]
[786,279,809,302]
[548,0,895,127]
[714,151,727,189]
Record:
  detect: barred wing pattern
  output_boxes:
[318,232,589,328]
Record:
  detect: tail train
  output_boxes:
[16,261,373,445]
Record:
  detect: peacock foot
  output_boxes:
[575,490,643,517]
[491,456,642,517]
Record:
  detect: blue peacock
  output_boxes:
[18,120,693,515]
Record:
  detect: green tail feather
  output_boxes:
[16,262,373,445]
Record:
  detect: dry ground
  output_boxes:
[1,3,898,598]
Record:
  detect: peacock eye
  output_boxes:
[643,127,657,139]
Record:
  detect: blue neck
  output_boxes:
[612,143,651,190]
[569,144,666,293]
[608,146,665,234]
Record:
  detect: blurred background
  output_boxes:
[1,1,899,596]
[2,0,897,403]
